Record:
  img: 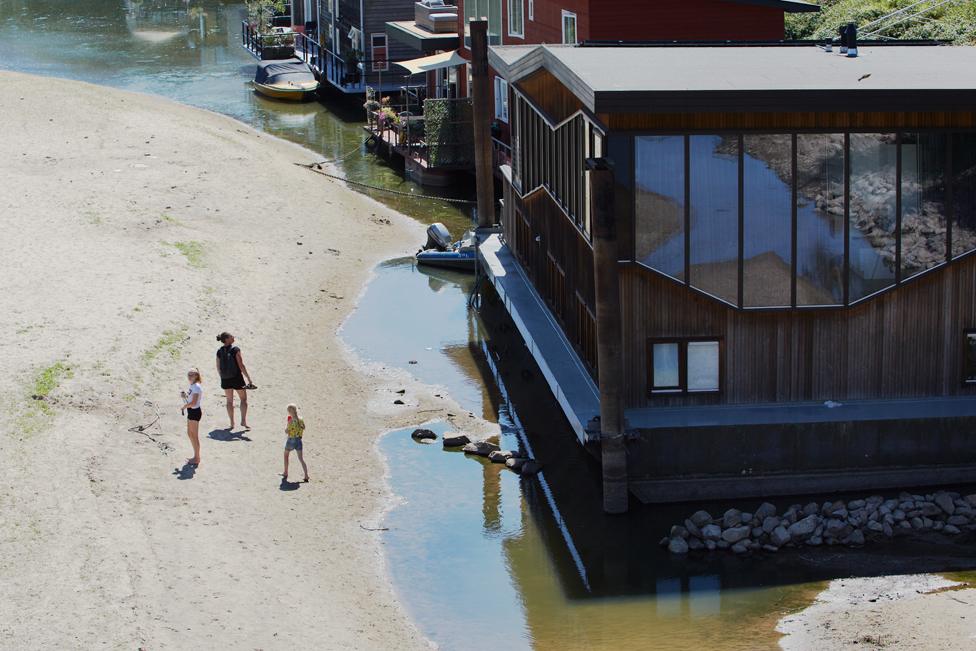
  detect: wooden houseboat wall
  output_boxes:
[503,67,976,410]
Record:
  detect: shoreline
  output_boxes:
[0,69,482,649]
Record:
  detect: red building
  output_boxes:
[454,0,818,157]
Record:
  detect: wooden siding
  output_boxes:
[589,0,784,41]
[515,67,583,125]
[619,258,976,407]
[601,111,976,132]
[503,187,597,371]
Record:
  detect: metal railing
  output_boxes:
[241,20,296,60]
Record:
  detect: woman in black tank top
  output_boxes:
[216,332,253,430]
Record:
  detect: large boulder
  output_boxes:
[410,428,437,441]
[701,523,722,541]
[935,492,956,516]
[442,433,471,448]
[462,440,501,457]
[722,526,751,544]
[488,450,513,464]
[668,536,689,554]
[762,516,780,534]
[770,525,790,547]
[787,514,819,540]
[690,510,713,528]
[754,502,777,521]
[684,518,703,540]
[722,509,742,528]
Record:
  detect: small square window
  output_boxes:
[652,343,681,390]
[965,331,976,384]
[687,341,720,392]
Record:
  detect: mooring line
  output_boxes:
[294,162,478,205]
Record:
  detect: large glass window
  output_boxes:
[464,0,502,47]
[952,133,976,259]
[901,133,948,279]
[508,0,523,37]
[687,341,720,392]
[648,339,721,394]
[795,133,846,306]
[689,135,739,305]
[849,133,898,302]
[635,136,685,281]
[743,134,793,308]
[651,342,680,391]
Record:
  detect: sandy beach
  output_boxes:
[0,70,492,649]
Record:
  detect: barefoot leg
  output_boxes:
[297,448,309,482]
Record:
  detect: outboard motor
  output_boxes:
[423,222,453,252]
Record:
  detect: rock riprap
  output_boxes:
[662,492,976,555]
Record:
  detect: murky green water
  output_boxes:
[6,4,975,649]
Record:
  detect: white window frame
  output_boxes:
[370,32,388,72]
[507,0,524,38]
[528,0,534,21]
[494,77,509,123]
[561,10,577,45]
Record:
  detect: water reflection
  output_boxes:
[0,0,474,234]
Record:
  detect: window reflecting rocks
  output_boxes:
[901,133,948,280]
[849,133,898,301]
[636,136,686,281]
[795,133,845,306]
[743,134,792,308]
[952,132,976,259]
[689,135,739,305]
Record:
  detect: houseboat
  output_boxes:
[482,40,976,510]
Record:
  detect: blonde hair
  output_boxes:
[188,368,202,383]
[287,403,301,420]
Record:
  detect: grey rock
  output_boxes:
[867,520,884,532]
[879,505,892,516]
[519,460,541,475]
[821,502,833,516]
[899,500,915,511]
[965,494,976,507]
[762,516,780,534]
[716,540,730,550]
[684,519,703,540]
[688,537,705,551]
[462,440,501,457]
[762,544,779,553]
[488,450,513,463]
[788,514,820,540]
[755,502,777,521]
[847,529,865,546]
[948,515,969,526]
[898,520,912,529]
[741,512,754,524]
[722,526,751,544]
[944,524,962,535]
[934,521,944,531]
[442,433,471,447]
[751,527,764,539]
[803,502,819,517]
[935,492,956,515]
[883,522,894,537]
[690,510,713,528]
[848,499,866,510]
[731,541,749,554]
[705,540,717,551]
[410,428,437,441]
[830,507,849,519]
[770,525,791,547]
[807,536,823,546]
[919,502,942,517]
[911,517,924,530]
[670,525,689,540]
[922,517,934,529]
[701,524,722,541]
[722,509,743,528]
[668,537,689,554]
[505,457,526,472]
[893,509,906,521]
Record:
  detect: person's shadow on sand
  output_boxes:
[173,463,197,480]
[279,477,300,491]
[208,428,252,442]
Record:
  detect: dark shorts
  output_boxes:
[285,437,303,451]
[221,375,246,390]
[186,407,202,422]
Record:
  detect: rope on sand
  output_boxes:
[359,523,390,532]
[294,162,478,205]
[128,400,161,441]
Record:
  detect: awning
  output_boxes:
[394,50,466,75]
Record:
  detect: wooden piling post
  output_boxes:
[588,158,628,514]
[469,19,496,229]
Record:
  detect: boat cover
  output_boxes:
[254,59,315,85]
